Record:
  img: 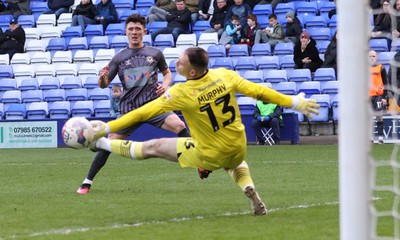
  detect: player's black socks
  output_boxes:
[377,121,384,136]
[178,128,191,137]
[86,150,111,180]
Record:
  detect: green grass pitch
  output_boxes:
[0,144,395,240]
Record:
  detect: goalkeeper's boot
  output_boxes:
[198,168,212,179]
[244,186,267,216]
[77,183,91,194]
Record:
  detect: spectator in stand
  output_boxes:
[391,0,400,38]
[71,0,97,33]
[254,13,284,50]
[224,0,252,29]
[185,0,200,26]
[254,0,282,12]
[371,0,391,39]
[227,0,256,10]
[198,0,217,21]
[284,10,302,44]
[219,14,241,52]
[110,84,122,118]
[0,0,5,13]
[42,0,74,20]
[293,31,323,73]
[0,0,30,19]
[322,31,337,76]
[0,19,25,59]
[202,0,229,39]
[95,0,118,31]
[150,0,191,43]
[371,0,382,21]
[146,0,176,25]
[369,49,388,144]
[251,100,283,145]
[239,14,261,49]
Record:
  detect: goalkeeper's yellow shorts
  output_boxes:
[175,138,246,171]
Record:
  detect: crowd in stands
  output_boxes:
[0,0,393,125]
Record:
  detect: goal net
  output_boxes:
[339,0,399,239]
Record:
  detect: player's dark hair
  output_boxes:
[185,47,209,71]
[125,14,146,27]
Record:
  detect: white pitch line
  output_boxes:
[6,201,341,239]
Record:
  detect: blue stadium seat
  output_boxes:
[309,94,330,122]
[212,57,234,70]
[280,55,295,69]
[250,43,271,56]
[0,15,13,28]
[298,81,321,98]
[274,82,297,95]
[390,39,400,52]
[256,56,280,70]
[114,0,134,10]
[0,78,17,91]
[44,89,66,102]
[94,99,111,117]
[378,51,396,72]
[0,103,3,119]
[83,76,100,89]
[321,80,338,99]
[153,34,175,49]
[369,38,389,52]
[304,15,328,28]
[296,1,318,18]
[274,2,295,18]
[61,26,83,38]
[316,40,330,54]
[60,77,82,89]
[143,34,153,46]
[265,69,288,87]
[256,15,269,28]
[110,35,129,50]
[253,4,272,18]
[2,90,22,103]
[0,65,14,78]
[207,45,226,58]
[26,102,48,119]
[46,38,67,55]
[237,96,256,115]
[329,14,337,28]
[105,23,125,36]
[18,15,35,28]
[84,24,104,37]
[313,67,336,82]
[5,103,26,120]
[273,42,294,56]
[235,56,257,74]
[192,20,211,35]
[65,88,88,101]
[119,10,139,22]
[318,1,336,18]
[30,1,49,14]
[287,68,312,91]
[243,70,264,83]
[135,0,154,9]
[40,77,61,90]
[331,94,339,121]
[19,78,39,91]
[49,101,70,119]
[88,87,110,100]
[71,100,94,118]
[228,44,249,57]
[56,63,78,77]
[67,37,89,52]
[307,27,331,41]
[22,89,43,103]
[147,21,168,34]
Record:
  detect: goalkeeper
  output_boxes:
[89,47,319,216]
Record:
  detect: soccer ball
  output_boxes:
[62,117,94,149]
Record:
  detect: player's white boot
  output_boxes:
[244,186,267,216]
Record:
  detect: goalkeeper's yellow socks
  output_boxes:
[109,139,144,160]
[227,161,255,191]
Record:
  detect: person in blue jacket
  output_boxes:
[95,0,118,31]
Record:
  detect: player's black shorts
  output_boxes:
[116,112,174,136]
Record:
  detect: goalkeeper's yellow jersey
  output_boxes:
[108,68,293,160]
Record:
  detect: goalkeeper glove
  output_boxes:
[291,92,320,119]
[90,120,110,140]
